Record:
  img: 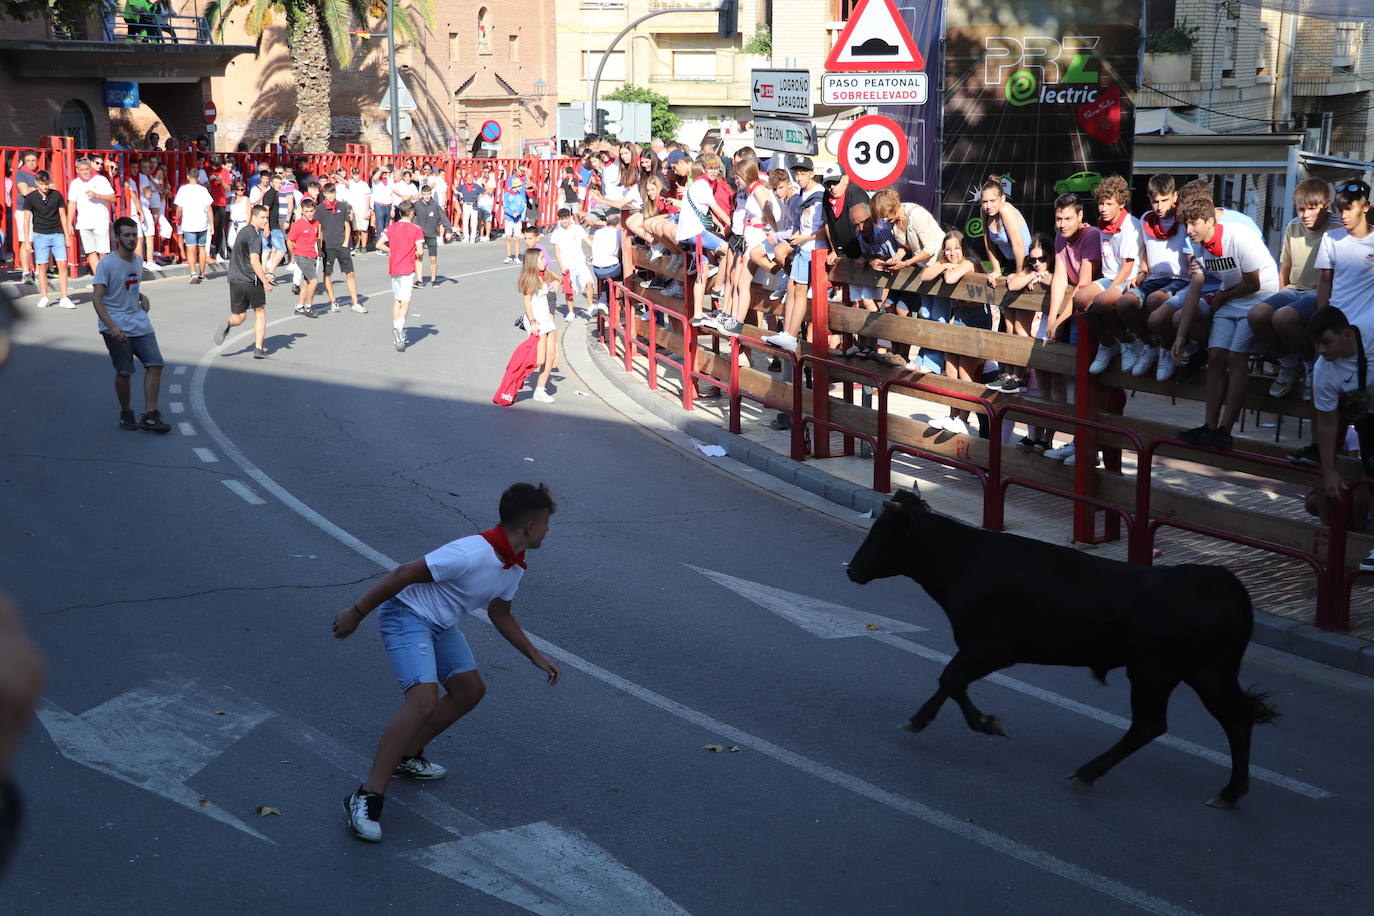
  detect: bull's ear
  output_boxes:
[882,499,903,515]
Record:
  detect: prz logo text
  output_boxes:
[983,36,1101,106]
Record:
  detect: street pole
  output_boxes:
[387,0,400,155]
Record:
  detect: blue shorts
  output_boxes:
[1264,287,1320,321]
[790,248,813,285]
[1163,285,1215,320]
[917,295,952,323]
[268,229,287,252]
[33,232,66,264]
[101,331,164,376]
[680,231,725,254]
[378,599,477,694]
[1127,276,1188,301]
[182,229,208,246]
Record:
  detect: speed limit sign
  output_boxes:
[837,114,908,191]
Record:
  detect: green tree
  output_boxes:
[204,0,434,152]
[604,84,682,144]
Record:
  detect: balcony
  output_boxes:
[646,73,746,105]
[0,13,253,80]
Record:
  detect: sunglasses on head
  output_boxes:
[1335,181,1368,195]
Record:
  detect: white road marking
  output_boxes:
[178,422,196,436]
[173,365,187,376]
[169,384,183,394]
[221,480,265,505]
[189,335,1201,916]
[170,402,185,415]
[193,447,218,463]
[37,681,274,842]
[693,565,1333,801]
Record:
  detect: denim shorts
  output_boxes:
[182,229,208,246]
[1127,276,1188,302]
[790,247,812,284]
[1264,287,1320,321]
[378,599,477,694]
[1209,302,1257,352]
[680,231,725,254]
[268,228,287,252]
[1163,285,1215,320]
[102,331,164,376]
[33,232,66,264]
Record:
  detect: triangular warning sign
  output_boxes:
[824,0,926,72]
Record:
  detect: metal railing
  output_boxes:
[50,12,214,44]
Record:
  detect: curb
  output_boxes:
[2,261,201,303]
[577,325,1374,679]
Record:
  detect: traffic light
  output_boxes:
[594,106,609,136]
[717,0,738,38]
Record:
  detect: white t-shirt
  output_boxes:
[618,183,643,213]
[1316,228,1374,329]
[590,226,622,268]
[1197,223,1279,308]
[371,178,393,208]
[424,174,447,205]
[173,183,214,232]
[1099,214,1142,280]
[675,178,717,241]
[1313,351,1374,412]
[347,179,371,211]
[93,252,152,336]
[602,161,621,193]
[549,223,590,269]
[393,180,419,202]
[795,188,826,253]
[1140,217,1192,280]
[398,534,524,629]
[69,174,115,230]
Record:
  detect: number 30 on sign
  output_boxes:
[837,114,908,191]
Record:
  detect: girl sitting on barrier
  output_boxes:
[919,230,989,436]
[639,174,680,252]
[676,157,732,334]
[725,159,783,334]
[992,232,1056,395]
[518,250,559,404]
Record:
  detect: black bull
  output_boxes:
[846,489,1279,809]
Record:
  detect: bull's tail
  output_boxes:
[1245,686,1281,725]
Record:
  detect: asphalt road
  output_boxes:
[2,239,1372,915]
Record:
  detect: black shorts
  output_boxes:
[322,246,353,275]
[229,281,266,315]
[295,255,319,282]
[423,236,438,256]
[728,234,746,255]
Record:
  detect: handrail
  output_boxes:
[878,376,996,522]
[727,335,805,461]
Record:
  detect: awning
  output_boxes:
[1134,109,1214,136]
[1298,151,1374,180]
[1133,133,1303,175]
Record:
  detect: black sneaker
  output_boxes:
[1175,346,1208,384]
[138,410,171,434]
[1289,443,1319,467]
[253,347,268,359]
[996,374,1025,393]
[768,412,791,430]
[1206,427,1234,450]
[1179,425,1212,446]
[414,280,427,289]
[294,304,317,318]
[291,284,301,295]
[119,409,138,431]
[213,323,230,345]
[343,787,384,842]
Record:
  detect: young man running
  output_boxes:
[91,217,171,433]
[332,482,561,843]
[214,205,274,359]
[377,200,426,352]
[316,183,367,313]
[286,197,321,319]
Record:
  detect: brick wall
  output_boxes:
[0,67,110,149]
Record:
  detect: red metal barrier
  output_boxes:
[1329,476,1374,632]
[607,279,692,411]
[726,335,806,462]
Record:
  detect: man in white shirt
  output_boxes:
[346,167,372,251]
[1314,179,1374,333]
[67,158,117,275]
[332,482,561,844]
[588,214,622,315]
[420,162,447,209]
[173,171,214,284]
[548,207,596,318]
[392,170,420,206]
[1082,175,1144,374]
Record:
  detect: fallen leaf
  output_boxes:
[213,710,225,716]
[727,746,741,753]
[196,797,212,808]
[703,744,724,753]
[523,457,535,462]
[280,760,290,764]
[255,806,281,817]
[864,624,881,631]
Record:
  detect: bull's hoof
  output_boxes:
[1205,794,1238,810]
[976,715,1011,738]
[1066,775,1093,791]
[901,718,930,734]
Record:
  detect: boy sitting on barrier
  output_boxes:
[1118,174,1193,380]
[849,202,906,366]
[1175,197,1281,450]
[1080,175,1144,376]
[1248,178,1334,401]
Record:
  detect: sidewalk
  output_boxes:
[567,323,1374,679]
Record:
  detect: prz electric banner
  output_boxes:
[940,2,1139,247]
[876,0,945,214]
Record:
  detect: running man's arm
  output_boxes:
[331,558,433,638]
[250,249,275,289]
[487,598,560,684]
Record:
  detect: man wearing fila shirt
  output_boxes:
[1174,196,1280,450]
[1314,180,1374,336]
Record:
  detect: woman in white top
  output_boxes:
[722,158,782,328]
[228,178,250,248]
[674,157,732,325]
[917,231,984,435]
[518,250,559,403]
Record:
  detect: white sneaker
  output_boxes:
[1044,442,1077,461]
[1155,347,1177,382]
[1088,341,1119,375]
[35,296,50,308]
[762,331,798,353]
[945,416,971,436]
[57,297,77,309]
[663,280,685,298]
[565,311,577,322]
[147,261,164,272]
[1119,339,1144,374]
[1064,450,1101,468]
[533,388,555,403]
[1269,365,1300,398]
[1361,549,1374,573]
[929,416,952,432]
[1132,344,1158,377]
[343,789,383,842]
[392,755,447,780]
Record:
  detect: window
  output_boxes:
[1219,20,1237,79]
[1334,25,1355,67]
[580,0,625,7]
[1255,21,1269,78]
[448,31,459,65]
[582,50,625,81]
[672,50,716,81]
[508,33,518,62]
[477,7,490,54]
[829,0,858,21]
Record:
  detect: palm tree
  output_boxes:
[206,0,434,152]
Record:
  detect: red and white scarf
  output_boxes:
[1199,224,1225,258]
[479,526,526,569]
[1096,209,1127,236]
[1142,209,1179,240]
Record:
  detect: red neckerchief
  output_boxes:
[1142,209,1179,239]
[479,526,526,569]
[829,193,844,218]
[1200,223,1225,258]
[323,199,338,212]
[1096,209,1127,235]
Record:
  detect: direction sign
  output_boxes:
[824,0,925,72]
[837,114,908,191]
[752,116,818,156]
[203,99,217,124]
[821,71,927,106]
[750,68,813,118]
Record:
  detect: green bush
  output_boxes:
[605,84,683,143]
[1145,20,1199,54]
